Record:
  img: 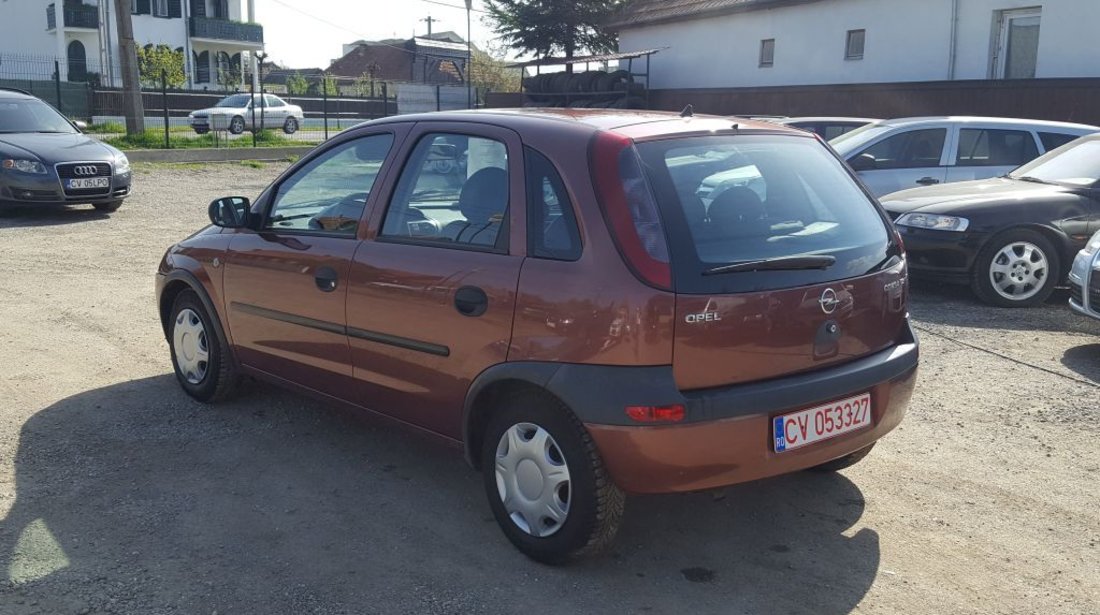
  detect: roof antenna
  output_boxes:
[680,104,694,118]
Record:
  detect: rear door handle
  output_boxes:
[916,177,941,186]
[454,286,488,317]
[315,266,339,292]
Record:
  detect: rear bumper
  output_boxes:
[583,324,919,494]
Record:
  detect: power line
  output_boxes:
[420,0,488,14]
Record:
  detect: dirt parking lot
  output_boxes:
[1,162,1098,615]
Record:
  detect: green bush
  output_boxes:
[102,129,297,150]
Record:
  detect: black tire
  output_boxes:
[972,228,1060,308]
[167,290,238,402]
[810,443,876,472]
[228,116,245,135]
[481,390,624,565]
[193,127,209,135]
[93,200,123,213]
[283,117,299,134]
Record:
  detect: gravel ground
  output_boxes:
[1,163,1098,615]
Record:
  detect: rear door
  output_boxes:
[346,123,526,438]
[221,130,401,394]
[636,133,908,391]
[945,126,1041,183]
[851,125,951,196]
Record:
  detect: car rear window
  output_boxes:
[636,134,894,294]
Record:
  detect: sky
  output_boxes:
[255,0,509,70]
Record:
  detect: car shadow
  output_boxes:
[909,279,1100,335]
[0,376,879,614]
[0,205,111,228]
[1061,343,1100,383]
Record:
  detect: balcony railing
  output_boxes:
[189,16,263,44]
[47,3,100,30]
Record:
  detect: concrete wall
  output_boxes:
[619,0,1100,89]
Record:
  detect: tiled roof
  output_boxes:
[607,0,827,29]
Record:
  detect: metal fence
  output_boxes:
[1,52,478,148]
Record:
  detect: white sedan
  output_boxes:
[188,93,304,135]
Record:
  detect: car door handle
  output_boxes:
[916,177,941,186]
[315,266,339,292]
[454,286,488,317]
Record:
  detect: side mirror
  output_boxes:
[849,153,878,172]
[209,196,250,228]
[73,120,88,131]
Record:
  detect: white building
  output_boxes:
[611,0,1100,89]
[0,0,264,88]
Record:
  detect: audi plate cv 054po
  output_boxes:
[156,108,918,563]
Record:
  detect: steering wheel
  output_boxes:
[308,192,369,232]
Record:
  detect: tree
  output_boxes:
[470,47,521,96]
[112,0,144,136]
[136,44,186,88]
[285,71,309,95]
[484,0,623,71]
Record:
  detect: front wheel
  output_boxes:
[283,117,299,134]
[228,116,245,135]
[972,229,1059,307]
[481,391,624,564]
[168,290,238,402]
[93,200,122,213]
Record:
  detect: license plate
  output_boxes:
[66,178,109,189]
[773,392,871,453]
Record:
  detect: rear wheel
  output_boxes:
[93,200,122,213]
[229,116,245,135]
[283,117,299,134]
[972,229,1059,307]
[810,443,875,472]
[481,390,624,564]
[168,290,238,402]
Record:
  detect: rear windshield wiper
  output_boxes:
[702,254,836,275]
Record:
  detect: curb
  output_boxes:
[126,146,316,163]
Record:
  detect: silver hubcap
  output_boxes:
[494,423,571,538]
[989,241,1049,301]
[173,308,209,384]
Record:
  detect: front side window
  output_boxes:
[265,134,394,235]
[857,128,946,169]
[381,133,509,250]
[956,128,1038,167]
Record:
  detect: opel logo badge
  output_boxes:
[73,165,98,176]
[819,288,840,314]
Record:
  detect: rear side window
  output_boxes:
[637,135,892,294]
[525,147,581,260]
[857,128,946,169]
[1039,132,1080,151]
[956,128,1038,167]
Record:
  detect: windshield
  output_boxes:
[636,134,893,294]
[215,94,255,108]
[1009,138,1100,186]
[827,122,893,154]
[0,98,77,134]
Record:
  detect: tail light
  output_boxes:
[625,404,685,423]
[590,132,673,290]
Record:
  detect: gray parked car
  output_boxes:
[0,87,131,212]
[830,116,1099,197]
[188,93,305,135]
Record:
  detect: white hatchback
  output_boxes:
[830,116,1100,197]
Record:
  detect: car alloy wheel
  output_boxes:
[229,116,245,135]
[989,241,1049,302]
[494,422,571,538]
[283,117,298,134]
[173,308,209,384]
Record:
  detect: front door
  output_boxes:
[222,131,399,394]
[852,126,951,196]
[347,124,526,438]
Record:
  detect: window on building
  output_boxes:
[993,8,1041,79]
[845,29,865,60]
[153,0,169,17]
[759,39,775,68]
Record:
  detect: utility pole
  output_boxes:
[466,0,473,109]
[421,15,436,37]
[113,0,144,136]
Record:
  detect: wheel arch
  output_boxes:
[158,269,235,366]
[979,222,1074,280]
[462,363,563,470]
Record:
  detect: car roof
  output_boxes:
[872,116,1099,131]
[364,108,808,139]
[778,117,878,124]
[0,87,36,100]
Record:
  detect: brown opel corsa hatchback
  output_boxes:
[156,109,918,563]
